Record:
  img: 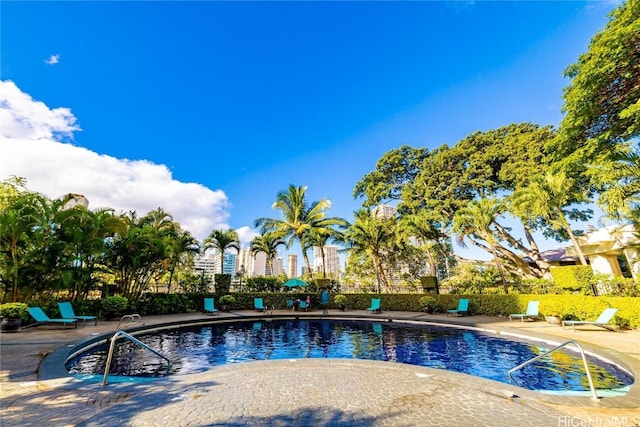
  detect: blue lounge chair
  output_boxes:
[562,308,618,331]
[447,299,469,317]
[320,290,330,307]
[366,298,381,314]
[299,301,308,311]
[57,301,98,326]
[254,297,266,312]
[509,301,540,322]
[286,299,294,311]
[204,298,218,315]
[27,307,77,329]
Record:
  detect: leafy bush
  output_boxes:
[418,296,436,312]
[333,294,347,306]
[419,276,438,292]
[219,295,236,305]
[135,293,194,315]
[550,265,596,294]
[101,295,128,317]
[0,302,28,321]
[214,274,231,294]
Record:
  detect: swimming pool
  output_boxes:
[66,319,634,393]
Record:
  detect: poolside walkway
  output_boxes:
[1,310,639,426]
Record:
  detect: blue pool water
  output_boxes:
[66,319,634,393]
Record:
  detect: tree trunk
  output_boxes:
[489,243,509,293]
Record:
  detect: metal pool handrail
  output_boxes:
[102,330,172,386]
[507,339,598,401]
[116,313,143,329]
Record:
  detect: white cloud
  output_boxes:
[0,80,231,241]
[0,80,79,140]
[45,54,60,65]
[236,225,259,247]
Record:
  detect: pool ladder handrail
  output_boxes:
[116,313,143,329]
[102,330,172,386]
[507,339,598,401]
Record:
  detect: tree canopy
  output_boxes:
[552,0,640,167]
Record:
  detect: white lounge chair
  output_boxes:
[562,308,618,331]
[509,301,540,322]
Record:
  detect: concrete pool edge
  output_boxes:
[38,312,640,410]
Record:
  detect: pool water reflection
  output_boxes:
[66,319,633,393]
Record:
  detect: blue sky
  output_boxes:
[0,1,619,268]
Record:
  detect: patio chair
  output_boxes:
[204,297,218,315]
[562,308,618,331]
[57,301,98,326]
[286,299,294,311]
[299,300,310,312]
[320,290,330,307]
[366,298,381,314]
[509,301,540,322]
[447,298,469,317]
[254,297,266,313]
[27,307,77,329]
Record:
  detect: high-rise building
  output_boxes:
[194,253,217,278]
[223,253,237,276]
[313,245,341,278]
[287,254,297,278]
[373,204,396,220]
[274,257,283,276]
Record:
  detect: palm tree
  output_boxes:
[305,226,345,278]
[510,171,589,265]
[203,229,240,274]
[255,185,345,281]
[342,208,396,293]
[398,210,448,278]
[56,206,122,300]
[0,188,46,301]
[166,229,200,292]
[250,232,285,276]
[453,197,509,292]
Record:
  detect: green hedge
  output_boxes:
[549,265,595,293]
[23,292,639,328]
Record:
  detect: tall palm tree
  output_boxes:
[203,229,240,274]
[398,210,448,278]
[255,185,345,281]
[453,197,509,292]
[305,227,344,278]
[510,171,589,265]
[250,232,285,276]
[342,208,396,293]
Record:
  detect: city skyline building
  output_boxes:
[287,254,298,278]
[313,245,341,278]
[372,204,397,220]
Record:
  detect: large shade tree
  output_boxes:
[551,0,640,170]
[356,124,565,279]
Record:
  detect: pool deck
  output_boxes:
[1,309,639,426]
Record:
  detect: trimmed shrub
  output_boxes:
[550,265,596,294]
